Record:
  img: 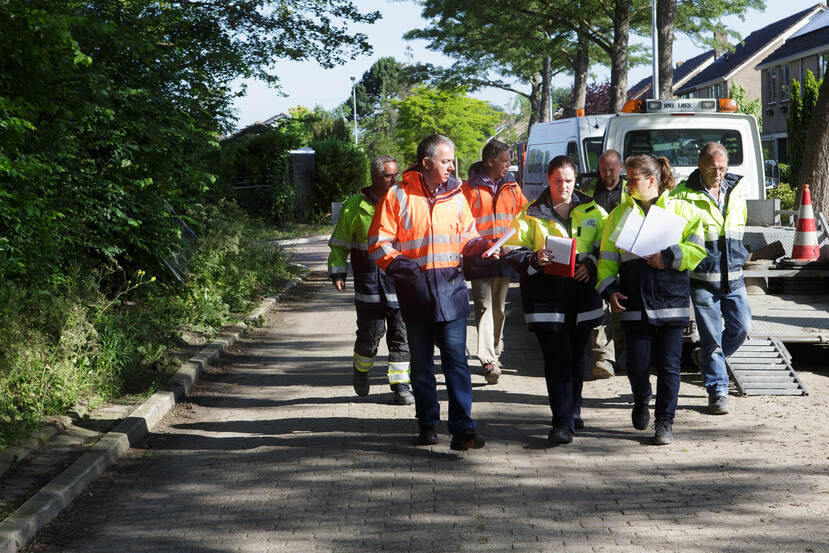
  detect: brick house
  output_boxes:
[755,7,829,163]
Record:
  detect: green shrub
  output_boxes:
[778,162,791,185]
[310,137,369,219]
[0,202,299,449]
[767,181,796,211]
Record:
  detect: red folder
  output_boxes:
[542,235,577,278]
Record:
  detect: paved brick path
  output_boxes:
[23,240,829,553]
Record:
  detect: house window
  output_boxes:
[777,137,788,164]
[766,68,777,104]
[779,64,790,100]
[820,52,829,80]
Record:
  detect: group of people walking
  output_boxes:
[328,133,751,450]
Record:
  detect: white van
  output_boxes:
[602,98,765,200]
[521,114,613,200]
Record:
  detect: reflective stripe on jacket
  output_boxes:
[503,188,607,333]
[461,162,528,280]
[368,166,480,323]
[671,170,748,293]
[328,188,399,309]
[596,191,706,326]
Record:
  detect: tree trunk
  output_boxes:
[609,0,631,112]
[528,74,542,128]
[540,56,552,122]
[797,76,829,214]
[657,0,676,99]
[570,21,589,118]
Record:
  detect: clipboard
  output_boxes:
[543,235,577,278]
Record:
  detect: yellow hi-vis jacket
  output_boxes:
[327,187,399,309]
[671,170,748,293]
[503,188,607,333]
[596,191,706,326]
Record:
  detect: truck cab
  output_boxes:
[521,114,612,200]
[602,98,765,199]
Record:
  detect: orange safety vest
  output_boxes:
[461,179,527,240]
[461,164,528,280]
[369,166,480,322]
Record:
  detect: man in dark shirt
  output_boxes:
[592,149,625,214]
[591,149,625,378]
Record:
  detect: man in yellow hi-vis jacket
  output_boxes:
[672,142,751,416]
[328,155,413,405]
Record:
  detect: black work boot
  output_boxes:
[652,419,673,446]
[632,396,651,430]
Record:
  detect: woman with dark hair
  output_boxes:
[504,155,607,445]
[596,155,705,445]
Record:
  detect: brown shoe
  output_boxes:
[483,362,501,384]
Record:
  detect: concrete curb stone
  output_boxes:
[0,269,308,553]
[0,427,61,482]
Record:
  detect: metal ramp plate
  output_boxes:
[726,338,808,396]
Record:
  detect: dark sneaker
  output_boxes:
[352,369,369,396]
[483,363,501,384]
[393,383,415,405]
[574,417,585,431]
[548,427,573,445]
[708,394,729,415]
[632,397,651,430]
[417,425,438,446]
[450,429,486,451]
[652,419,673,445]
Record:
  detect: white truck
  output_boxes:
[601,98,765,199]
[520,114,612,200]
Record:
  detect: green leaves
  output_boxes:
[394,86,502,174]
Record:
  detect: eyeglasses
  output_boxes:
[702,165,728,175]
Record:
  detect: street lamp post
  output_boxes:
[350,76,358,145]
[652,0,660,100]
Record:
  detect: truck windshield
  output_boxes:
[623,129,743,167]
[583,137,604,171]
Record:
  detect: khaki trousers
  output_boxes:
[470,277,510,365]
[591,301,625,369]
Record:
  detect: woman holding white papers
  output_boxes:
[596,155,706,446]
[504,156,607,445]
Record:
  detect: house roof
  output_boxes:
[791,7,829,38]
[627,50,715,100]
[757,9,829,68]
[675,4,822,95]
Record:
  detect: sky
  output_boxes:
[230,0,824,130]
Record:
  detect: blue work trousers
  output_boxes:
[534,326,591,432]
[624,322,684,423]
[691,286,751,397]
[406,318,475,435]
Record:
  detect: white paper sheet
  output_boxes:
[630,204,686,257]
[482,228,516,258]
[612,208,645,253]
[545,234,575,263]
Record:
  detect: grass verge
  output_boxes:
[0,201,302,449]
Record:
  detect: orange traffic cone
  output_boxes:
[791,184,820,261]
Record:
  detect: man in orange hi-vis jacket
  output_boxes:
[368,134,494,451]
[462,140,527,385]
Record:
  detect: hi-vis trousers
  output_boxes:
[352,303,410,389]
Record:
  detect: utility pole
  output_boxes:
[350,76,358,145]
[652,0,660,100]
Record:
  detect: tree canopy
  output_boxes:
[394,87,501,173]
[0,0,377,281]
